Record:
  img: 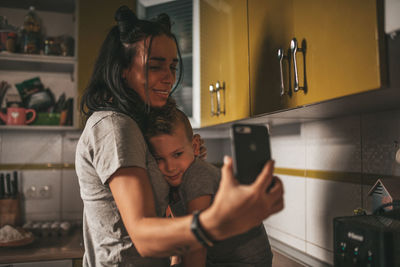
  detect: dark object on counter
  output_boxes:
[5,173,11,198]
[0,173,4,199]
[12,171,18,198]
[333,209,400,267]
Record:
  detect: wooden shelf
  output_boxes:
[0,53,76,73]
[0,125,78,131]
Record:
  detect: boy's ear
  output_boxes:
[192,135,201,156]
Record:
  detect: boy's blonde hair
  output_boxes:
[145,105,193,142]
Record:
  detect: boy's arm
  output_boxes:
[182,195,212,267]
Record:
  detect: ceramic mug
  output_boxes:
[0,107,36,125]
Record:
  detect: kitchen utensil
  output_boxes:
[0,107,36,125]
[5,173,11,197]
[0,173,4,199]
[12,171,18,198]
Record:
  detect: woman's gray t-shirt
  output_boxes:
[170,159,273,267]
[75,111,170,267]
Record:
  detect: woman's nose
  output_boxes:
[162,69,175,84]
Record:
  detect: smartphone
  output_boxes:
[231,124,271,185]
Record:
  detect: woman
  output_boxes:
[75,6,284,267]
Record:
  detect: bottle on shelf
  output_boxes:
[22,6,42,54]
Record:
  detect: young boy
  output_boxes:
[145,106,273,267]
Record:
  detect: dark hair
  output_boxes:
[80,5,183,128]
[145,103,193,143]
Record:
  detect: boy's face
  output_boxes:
[149,123,197,187]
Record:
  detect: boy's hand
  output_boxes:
[193,134,207,160]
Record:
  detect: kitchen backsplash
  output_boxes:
[0,130,82,222]
[0,109,399,265]
[198,108,400,265]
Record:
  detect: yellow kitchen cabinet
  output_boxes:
[248,0,295,115]
[200,0,250,127]
[290,0,385,107]
[248,0,386,115]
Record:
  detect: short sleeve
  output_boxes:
[89,113,147,184]
[180,159,221,204]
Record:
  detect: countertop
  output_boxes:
[272,249,305,267]
[0,229,308,266]
[0,228,84,264]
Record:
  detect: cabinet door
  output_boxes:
[248,0,295,116]
[288,0,384,107]
[200,0,249,127]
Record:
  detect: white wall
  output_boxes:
[0,130,82,222]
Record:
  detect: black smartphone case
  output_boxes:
[231,124,271,184]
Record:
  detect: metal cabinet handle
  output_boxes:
[209,84,216,116]
[215,81,226,116]
[277,48,291,97]
[290,38,307,93]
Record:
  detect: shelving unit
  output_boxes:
[0,53,76,73]
[0,0,78,130]
[0,125,77,131]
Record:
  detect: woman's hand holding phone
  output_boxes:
[199,156,284,241]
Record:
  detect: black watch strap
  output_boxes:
[190,210,215,248]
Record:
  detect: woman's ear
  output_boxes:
[192,135,201,157]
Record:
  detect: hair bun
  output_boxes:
[115,5,138,42]
[156,13,172,32]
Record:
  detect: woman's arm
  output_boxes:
[109,166,199,257]
[109,157,283,258]
[181,195,212,267]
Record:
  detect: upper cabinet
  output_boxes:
[248,0,295,115]
[199,0,250,127]
[248,0,386,115]
[198,0,386,126]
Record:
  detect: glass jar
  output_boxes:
[6,32,17,52]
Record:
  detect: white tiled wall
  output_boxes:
[198,109,400,265]
[304,115,362,173]
[361,110,400,176]
[0,130,82,222]
[270,110,400,265]
[1,131,63,164]
[264,174,306,252]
